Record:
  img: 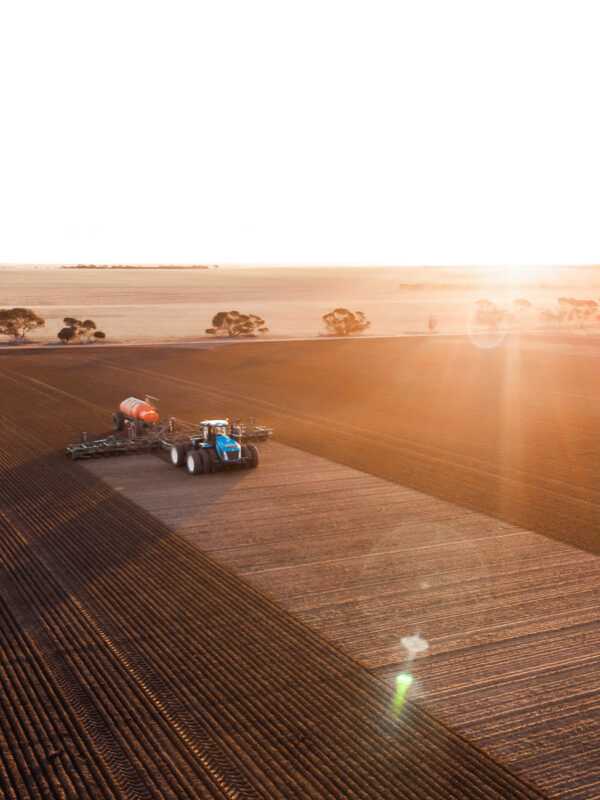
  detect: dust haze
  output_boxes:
[1,264,599,344]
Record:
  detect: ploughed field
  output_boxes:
[1,334,599,798]
[0,347,553,799]
[3,333,599,556]
[87,442,600,799]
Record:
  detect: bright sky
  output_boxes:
[1,1,599,266]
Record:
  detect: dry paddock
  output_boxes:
[1,337,599,799]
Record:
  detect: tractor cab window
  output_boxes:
[212,425,227,437]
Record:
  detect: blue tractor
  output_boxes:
[169,419,259,474]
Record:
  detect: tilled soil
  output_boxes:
[1,334,597,799]
[0,348,552,798]
[86,443,600,800]
[2,334,598,555]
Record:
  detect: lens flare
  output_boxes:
[466,306,507,350]
[400,634,429,658]
[392,673,413,715]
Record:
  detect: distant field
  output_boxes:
[1,266,600,343]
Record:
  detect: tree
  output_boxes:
[558,297,599,323]
[513,298,532,311]
[474,300,503,329]
[57,326,77,343]
[322,308,371,336]
[59,316,106,342]
[81,319,97,341]
[539,298,600,329]
[0,308,45,342]
[63,317,84,337]
[205,311,269,337]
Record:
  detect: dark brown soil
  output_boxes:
[0,339,557,798]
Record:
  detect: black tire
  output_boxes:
[240,444,251,469]
[170,444,187,467]
[208,447,220,473]
[113,411,125,431]
[247,443,259,469]
[186,450,203,475]
[199,448,211,474]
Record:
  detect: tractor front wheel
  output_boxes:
[247,444,259,469]
[241,444,259,469]
[208,450,220,473]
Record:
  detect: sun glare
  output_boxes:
[481,266,550,284]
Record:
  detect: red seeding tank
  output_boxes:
[119,397,160,423]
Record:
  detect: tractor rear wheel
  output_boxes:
[113,412,125,431]
[170,444,187,467]
[199,448,211,474]
[186,450,203,475]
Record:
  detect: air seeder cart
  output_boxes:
[67,395,273,476]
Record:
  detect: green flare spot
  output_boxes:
[392,673,413,715]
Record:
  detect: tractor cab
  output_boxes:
[201,419,241,462]
[201,419,228,443]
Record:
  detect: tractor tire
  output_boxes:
[240,444,251,469]
[208,449,220,473]
[247,444,259,469]
[170,444,187,467]
[186,450,203,475]
[199,448,211,474]
[113,411,125,431]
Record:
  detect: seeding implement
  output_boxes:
[67,395,273,474]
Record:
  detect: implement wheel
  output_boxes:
[186,450,203,475]
[113,412,125,431]
[170,444,187,467]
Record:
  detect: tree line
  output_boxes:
[473,297,600,330]
[0,309,106,343]
[203,308,371,337]
[0,307,373,343]
[4,297,598,343]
